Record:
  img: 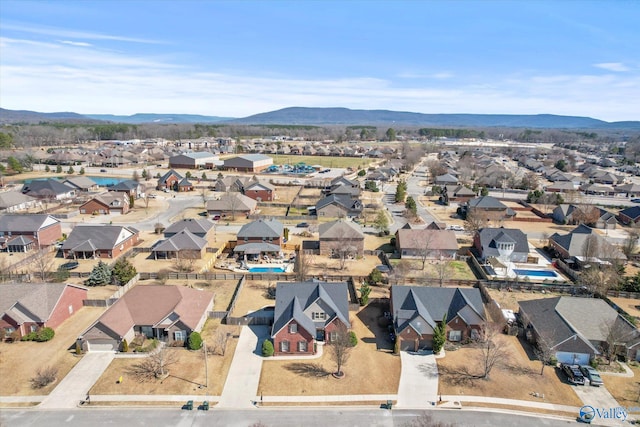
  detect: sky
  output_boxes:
[1,0,639,121]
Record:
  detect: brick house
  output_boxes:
[0,214,62,250]
[108,179,144,199]
[271,280,350,356]
[243,180,276,202]
[79,193,130,215]
[1,283,88,340]
[156,170,192,191]
[318,219,364,257]
[391,286,485,352]
[61,225,140,259]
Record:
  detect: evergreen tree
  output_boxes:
[67,166,74,174]
[45,165,50,173]
[79,167,85,175]
[112,257,137,285]
[141,169,148,180]
[85,261,112,286]
[56,165,62,173]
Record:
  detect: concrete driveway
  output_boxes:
[39,351,115,409]
[217,325,268,409]
[572,384,624,426]
[396,351,439,408]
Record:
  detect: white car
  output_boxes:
[446,225,464,231]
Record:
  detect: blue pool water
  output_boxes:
[249,267,286,273]
[514,269,558,278]
[24,176,126,187]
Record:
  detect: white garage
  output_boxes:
[86,339,118,352]
[555,351,590,365]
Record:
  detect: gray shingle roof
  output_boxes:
[22,179,74,196]
[468,196,507,209]
[164,218,214,236]
[109,179,140,191]
[62,225,138,251]
[0,191,36,209]
[0,214,59,232]
[233,242,281,254]
[318,220,364,240]
[153,230,207,252]
[272,280,350,338]
[0,282,87,323]
[477,228,529,258]
[237,219,283,239]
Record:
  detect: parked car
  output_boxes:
[100,169,107,172]
[212,215,221,221]
[561,363,585,385]
[632,198,640,203]
[579,365,603,386]
[296,222,309,228]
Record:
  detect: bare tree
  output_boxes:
[330,241,355,270]
[581,234,600,261]
[30,249,55,282]
[600,317,635,364]
[622,229,639,258]
[142,192,150,213]
[434,252,452,287]
[210,329,229,356]
[533,329,557,375]
[328,322,353,377]
[464,210,486,235]
[226,191,241,220]
[294,250,312,281]
[573,204,601,227]
[413,232,434,270]
[128,347,179,381]
[474,322,509,379]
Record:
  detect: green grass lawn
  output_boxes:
[270,154,376,169]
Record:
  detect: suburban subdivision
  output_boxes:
[1,123,640,427]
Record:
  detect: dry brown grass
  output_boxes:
[602,363,640,408]
[460,402,577,417]
[609,297,640,320]
[0,306,105,396]
[487,288,562,312]
[90,320,239,396]
[231,281,274,316]
[437,335,583,406]
[258,303,400,396]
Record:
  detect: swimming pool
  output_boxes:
[513,269,559,278]
[24,176,126,187]
[249,266,286,273]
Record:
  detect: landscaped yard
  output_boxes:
[388,258,476,281]
[602,362,640,409]
[89,320,239,396]
[258,302,400,396]
[609,297,640,322]
[231,281,274,317]
[0,306,105,397]
[437,334,583,407]
[487,288,562,312]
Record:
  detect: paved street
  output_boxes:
[0,408,577,427]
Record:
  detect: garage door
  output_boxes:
[87,339,117,352]
[418,339,433,350]
[400,339,415,352]
[555,351,590,365]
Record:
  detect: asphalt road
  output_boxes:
[0,408,576,427]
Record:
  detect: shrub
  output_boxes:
[30,366,58,389]
[359,283,371,306]
[262,339,274,357]
[349,331,358,347]
[36,327,55,342]
[75,341,83,355]
[187,332,202,350]
[21,332,37,341]
[121,339,129,353]
[589,358,598,369]
[368,268,383,285]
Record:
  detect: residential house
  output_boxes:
[1,283,88,340]
[63,176,99,192]
[108,179,144,199]
[324,176,361,199]
[21,179,75,200]
[156,170,192,192]
[394,228,458,259]
[549,224,626,262]
[243,180,276,202]
[164,218,214,238]
[79,285,214,352]
[79,193,130,215]
[618,206,640,225]
[206,193,257,218]
[464,196,516,221]
[474,228,529,263]
[519,297,637,365]
[0,191,39,213]
[545,181,578,193]
[0,214,62,251]
[615,183,640,198]
[271,280,350,356]
[442,185,476,202]
[234,218,283,259]
[151,230,207,259]
[61,224,140,259]
[391,286,486,351]
[318,219,364,257]
[552,204,617,229]
[169,152,218,169]
[434,173,459,186]
[223,154,273,172]
[315,194,363,218]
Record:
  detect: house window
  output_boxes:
[5,327,15,334]
[68,305,73,314]
[174,330,186,341]
[312,312,326,321]
[289,323,297,334]
[141,326,153,338]
[30,325,38,333]
[470,329,480,340]
[281,340,290,352]
[298,341,308,352]
[329,331,337,342]
[449,330,462,342]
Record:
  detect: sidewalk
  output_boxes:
[440,395,581,413]
[599,361,634,378]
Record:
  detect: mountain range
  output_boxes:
[1,106,638,129]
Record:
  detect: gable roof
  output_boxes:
[0,191,36,209]
[549,224,626,259]
[395,228,458,251]
[21,179,74,196]
[315,194,363,212]
[82,285,213,338]
[319,220,364,239]
[468,196,507,209]
[477,228,529,257]
[620,206,640,220]
[0,283,87,324]
[157,170,183,185]
[63,176,97,190]
[82,192,128,209]
[237,218,283,239]
[272,280,350,337]
[392,286,485,333]
[206,193,257,212]
[0,214,59,232]
[153,230,207,252]
[164,218,214,236]
[109,179,140,191]
[62,225,138,251]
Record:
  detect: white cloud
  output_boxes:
[594,62,630,72]
[1,35,638,121]
[2,22,163,44]
[397,71,454,79]
[58,40,92,47]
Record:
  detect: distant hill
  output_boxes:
[84,113,232,124]
[0,108,102,124]
[230,107,640,129]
